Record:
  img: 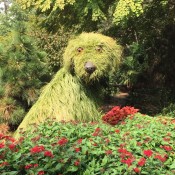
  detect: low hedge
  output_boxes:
[0,112,175,174]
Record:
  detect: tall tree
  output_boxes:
[0,3,50,129]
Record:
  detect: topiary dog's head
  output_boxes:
[63,33,122,84]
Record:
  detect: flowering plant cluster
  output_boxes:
[102,106,139,125]
[0,113,175,174]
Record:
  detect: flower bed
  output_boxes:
[102,106,139,125]
[0,111,175,174]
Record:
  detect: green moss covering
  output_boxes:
[14,32,122,138]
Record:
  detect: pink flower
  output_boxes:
[143,149,153,157]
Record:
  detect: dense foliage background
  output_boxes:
[0,0,175,130]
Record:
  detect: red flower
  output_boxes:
[138,157,146,166]
[58,138,68,146]
[93,143,98,146]
[121,121,126,125]
[38,171,45,175]
[30,145,45,154]
[105,138,110,144]
[95,127,101,132]
[102,106,138,126]
[163,137,170,142]
[77,138,83,144]
[34,164,38,167]
[154,154,167,162]
[167,132,171,136]
[74,160,80,166]
[4,136,16,142]
[92,132,98,136]
[143,149,153,157]
[121,158,134,167]
[8,143,16,150]
[18,137,24,143]
[0,162,8,167]
[0,142,5,149]
[163,145,172,151]
[105,150,112,155]
[137,142,142,146]
[31,136,41,142]
[115,129,120,133]
[0,133,4,139]
[118,148,128,154]
[92,128,101,136]
[25,164,33,169]
[133,167,140,173]
[44,151,54,158]
[75,147,81,152]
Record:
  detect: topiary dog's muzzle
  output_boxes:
[84,61,96,74]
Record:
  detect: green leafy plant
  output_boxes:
[1,112,175,174]
[0,4,50,129]
[115,42,148,87]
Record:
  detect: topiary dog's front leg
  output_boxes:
[14,68,101,138]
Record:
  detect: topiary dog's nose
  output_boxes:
[84,61,96,74]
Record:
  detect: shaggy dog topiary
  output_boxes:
[14,33,122,137]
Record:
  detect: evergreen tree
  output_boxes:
[0,3,50,130]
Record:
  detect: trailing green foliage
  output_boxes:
[115,42,148,87]
[113,0,144,25]
[15,0,174,89]
[33,29,73,74]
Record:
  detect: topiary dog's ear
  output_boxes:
[111,42,123,72]
[103,37,123,74]
[62,37,78,72]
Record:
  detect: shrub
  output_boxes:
[0,113,175,174]
[102,106,139,125]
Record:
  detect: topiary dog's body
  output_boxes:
[14,33,122,138]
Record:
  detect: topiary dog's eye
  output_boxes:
[96,46,102,52]
[77,47,83,53]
